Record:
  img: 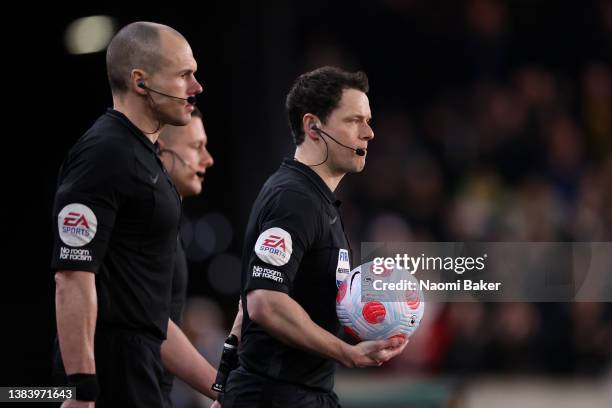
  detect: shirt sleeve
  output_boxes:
[50,140,129,273]
[244,189,321,294]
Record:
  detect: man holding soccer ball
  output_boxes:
[220,67,408,407]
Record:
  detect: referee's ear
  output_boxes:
[131,69,148,96]
[302,114,321,141]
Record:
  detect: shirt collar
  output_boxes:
[106,108,160,155]
[281,158,342,207]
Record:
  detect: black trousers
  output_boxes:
[95,326,165,408]
[221,366,341,408]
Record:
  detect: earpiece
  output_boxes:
[137,80,146,89]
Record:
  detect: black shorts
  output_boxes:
[221,366,341,408]
[95,326,165,408]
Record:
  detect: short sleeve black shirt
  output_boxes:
[239,159,352,392]
[51,109,182,340]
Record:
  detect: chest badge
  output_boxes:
[336,248,351,288]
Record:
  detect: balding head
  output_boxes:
[106,21,185,94]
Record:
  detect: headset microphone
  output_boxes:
[310,124,366,156]
[160,149,205,177]
[138,81,196,105]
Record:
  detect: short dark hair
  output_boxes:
[285,66,369,145]
[106,22,183,94]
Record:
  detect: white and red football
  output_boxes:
[336,261,425,341]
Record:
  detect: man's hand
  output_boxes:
[247,290,412,368]
[342,336,409,368]
[60,400,94,408]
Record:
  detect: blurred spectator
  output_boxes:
[580,63,612,162]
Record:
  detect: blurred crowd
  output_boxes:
[331,0,612,378]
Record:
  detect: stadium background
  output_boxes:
[5,1,611,406]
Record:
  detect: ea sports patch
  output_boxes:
[58,203,98,247]
[254,227,293,266]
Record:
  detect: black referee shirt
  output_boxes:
[240,158,352,392]
[169,236,188,326]
[51,109,182,340]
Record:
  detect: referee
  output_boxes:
[221,67,408,407]
[52,22,217,408]
[157,107,214,407]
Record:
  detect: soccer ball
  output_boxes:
[336,260,425,341]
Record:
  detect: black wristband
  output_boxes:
[67,373,99,401]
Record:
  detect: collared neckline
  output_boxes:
[106,108,160,155]
[105,109,179,202]
[281,158,342,207]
